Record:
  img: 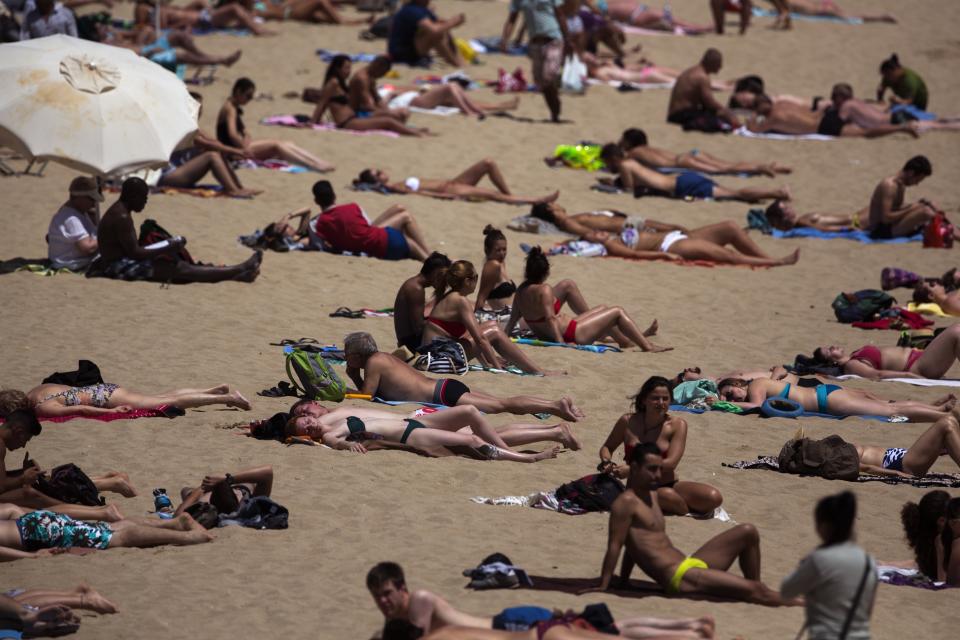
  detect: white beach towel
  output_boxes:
[733,126,835,141]
[836,375,960,388]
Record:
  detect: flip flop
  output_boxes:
[330,306,364,319]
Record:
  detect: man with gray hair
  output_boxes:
[343,331,584,430]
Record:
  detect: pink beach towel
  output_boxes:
[260,115,400,138]
[0,406,182,424]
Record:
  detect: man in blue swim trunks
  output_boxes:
[600,144,790,202]
[584,443,794,605]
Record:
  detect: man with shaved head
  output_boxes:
[667,49,739,133]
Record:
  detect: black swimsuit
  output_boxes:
[488,280,517,301]
[817,107,846,136]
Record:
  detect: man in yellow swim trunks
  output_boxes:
[585,443,796,605]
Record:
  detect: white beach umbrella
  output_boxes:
[0,35,199,176]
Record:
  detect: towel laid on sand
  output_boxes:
[316,49,379,62]
[260,115,400,137]
[470,36,526,55]
[471,492,733,521]
[876,566,950,590]
[233,158,310,174]
[734,126,835,141]
[751,6,863,24]
[908,302,952,317]
[672,404,894,422]
[0,406,181,423]
[510,337,621,353]
[723,456,960,487]
[835,375,960,388]
[508,215,575,237]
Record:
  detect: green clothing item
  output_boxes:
[890,68,928,111]
[510,0,563,41]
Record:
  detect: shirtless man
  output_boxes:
[666,49,739,133]
[864,155,936,239]
[96,177,262,283]
[0,503,212,560]
[394,252,452,351]
[746,87,917,138]
[367,561,716,639]
[347,56,409,121]
[600,144,789,203]
[343,331,584,425]
[286,404,560,463]
[584,443,793,605]
[618,128,790,177]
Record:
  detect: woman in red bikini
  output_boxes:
[421,261,560,376]
[598,376,723,516]
[814,324,960,379]
[505,248,670,352]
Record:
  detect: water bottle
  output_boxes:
[153,488,174,519]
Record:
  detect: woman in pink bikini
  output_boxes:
[421,261,560,376]
[505,248,670,352]
[813,324,960,379]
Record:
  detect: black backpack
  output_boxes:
[42,360,104,387]
[554,473,625,512]
[33,464,105,506]
[831,290,895,323]
[220,496,289,530]
[777,435,860,481]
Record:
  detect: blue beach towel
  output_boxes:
[669,404,892,422]
[751,6,862,24]
[511,337,621,353]
[769,228,922,244]
[317,49,379,63]
[471,36,527,55]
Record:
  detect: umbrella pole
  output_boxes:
[155,1,161,39]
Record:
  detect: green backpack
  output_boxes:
[284,348,346,402]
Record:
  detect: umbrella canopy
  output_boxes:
[0,35,199,176]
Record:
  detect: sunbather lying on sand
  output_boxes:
[716,377,953,422]
[354,159,559,206]
[285,404,562,463]
[763,200,862,232]
[343,332,584,423]
[850,410,960,477]
[809,325,960,379]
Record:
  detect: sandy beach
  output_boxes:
[1,0,959,637]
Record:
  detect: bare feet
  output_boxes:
[227,391,252,410]
[558,423,582,451]
[533,445,562,461]
[99,504,123,522]
[643,319,659,337]
[556,398,581,422]
[644,344,674,353]
[780,248,801,265]
[76,585,119,614]
[697,615,716,639]
[537,190,560,204]
[222,50,242,66]
[778,185,793,201]
[106,476,138,498]
[561,396,585,420]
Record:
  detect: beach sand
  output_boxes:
[1,0,959,637]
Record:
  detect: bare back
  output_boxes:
[667,65,709,115]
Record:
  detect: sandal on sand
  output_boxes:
[258,381,299,398]
[330,307,364,319]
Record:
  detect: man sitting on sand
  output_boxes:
[618,128,790,177]
[388,0,464,67]
[308,180,430,261]
[584,443,794,605]
[94,177,262,283]
[343,331,584,423]
[286,404,561,463]
[864,155,937,240]
[746,85,917,138]
[366,561,716,639]
[0,503,211,560]
[348,55,409,121]
[47,176,101,271]
[599,145,789,203]
[394,252,452,351]
[666,49,739,133]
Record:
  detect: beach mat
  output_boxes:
[723,456,960,488]
[671,404,892,422]
[471,491,732,521]
[0,406,182,423]
[752,6,863,24]
[768,227,922,244]
[734,126,834,141]
[511,337,621,353]
[260,115,400,137]
[316,48,379,62]
[835,375,960,388]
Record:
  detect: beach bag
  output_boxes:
[33,464,105,507]
[414,338,468,376]
[219,496,289,530]
[777,435,859,481]
[285,348,346,402]
[831,290,895,323]
[139,219,195,264]
[923,212,954,249]
[554,473,625,512]
[561,54,587,94]
[42,359,104,387]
